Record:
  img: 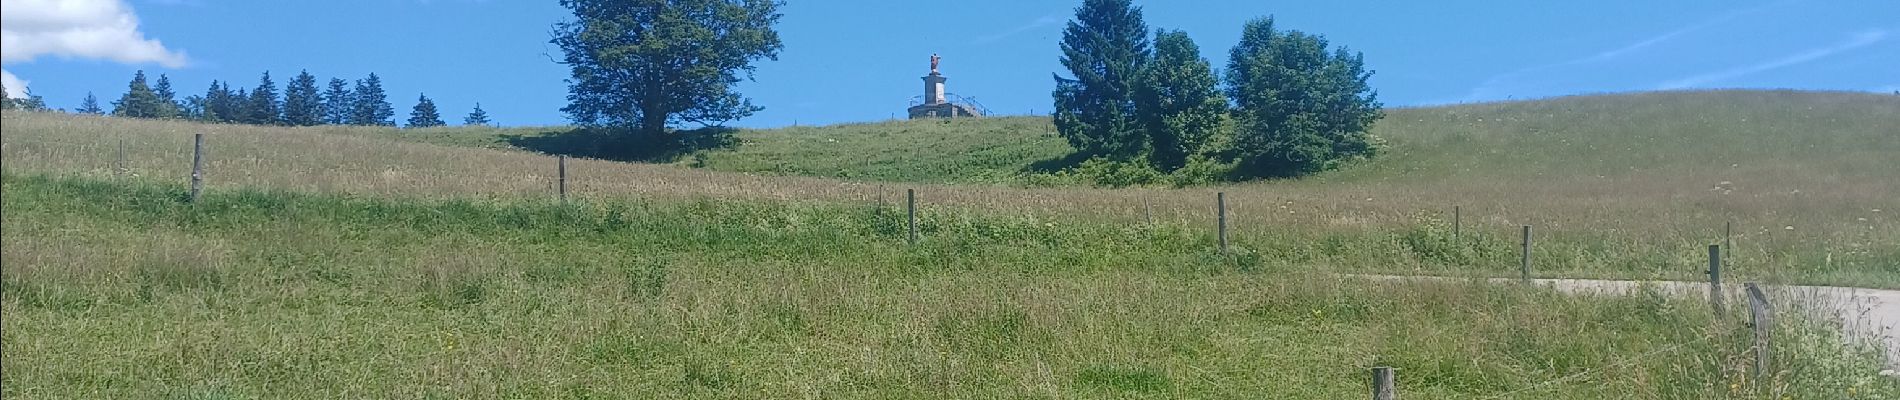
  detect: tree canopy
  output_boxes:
[112,71,168,118]
[1052,0,1150,159]
[1135,29,1227,172]
[1048,7,1383,184]
[407,94,445,128]
[1225,17,1382,178]
[552,0,784,140]
[350,73,395,126]
[465,103,492,126]
[284,71,324,126]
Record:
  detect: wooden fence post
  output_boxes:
[907,189,918,245]
[558,156,568,202]
[116,139,128,176]
[1452,206,1461,240]
[1709,245,1725,314]
[1144,197,1153,226]
[1371,367,1397,400]
[1745,283,1773,387]
[189,133,205,203]
[1217,192,1228,255]
[1520,225,1532,281]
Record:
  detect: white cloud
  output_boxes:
[974,12,1065,44]
[1449,1,1784,103]
[2,69,27,97]
[0,0,188,67]
[1656,29,1889,90]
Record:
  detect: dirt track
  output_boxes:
[1360,275,1900,370]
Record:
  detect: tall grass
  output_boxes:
[3,90,1895,287]
[4,174,1892,398]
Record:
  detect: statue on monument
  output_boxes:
[930,53,941,74]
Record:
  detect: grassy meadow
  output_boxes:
[4,90,1895,286]
[3,89,1899,398]
[4,174,1893,398]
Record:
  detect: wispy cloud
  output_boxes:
[973,13,1065,44]
[1655,29,1889,90]
[1449,2,1784,103]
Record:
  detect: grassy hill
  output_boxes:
[366,90,1900,189]
[4,90,1899,397]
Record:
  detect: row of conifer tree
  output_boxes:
[3,70,491,128]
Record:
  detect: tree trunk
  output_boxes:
[640,107,669,139]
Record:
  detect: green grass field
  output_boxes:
[4,89,1898,398]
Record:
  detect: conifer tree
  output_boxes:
[464,103,492,126]
[322,78,354,125]
[1052,0,1151,159]
[406,93,445,128]
[201,81,230,122]
[283,70,324,126]
[231,87,253,124]
[112,70,166,118]
[247,71,282,125]
[1,81,11,110]
[181,95,207,120]
[79,92,105,114]
[154,74,180,118]
[1135,29,1227,172]
[15,88,49,111]
[349,73,394,126]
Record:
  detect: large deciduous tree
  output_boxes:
[1225,17,1382,178]
[1052,0,1150,159]
[1135,29,1226,172]
[552,0,784,141]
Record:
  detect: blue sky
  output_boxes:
[3,0,1895,128]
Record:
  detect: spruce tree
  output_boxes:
[350,73,394,126]
[79,92,105,114]
[247,71,282,125]
[1225,17,1382,178]
[181,95,207,120]
[1052,0,1151,160]
[406,93,445,128]
[283,70,324,126]
[1,81,11,110]
[154,74,180,118]
[1135,29,1227,172]
[201,81,230,122]
[322,78,354,125]
[230,87,253,124]
[464,103,492,126]
[112,70,166,118]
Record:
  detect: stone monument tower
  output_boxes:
[907,53,982,119]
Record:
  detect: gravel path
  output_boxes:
[1358,275,1900,369]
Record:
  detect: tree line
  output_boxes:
[1053,0,1383,183]
[5,70,493,128]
